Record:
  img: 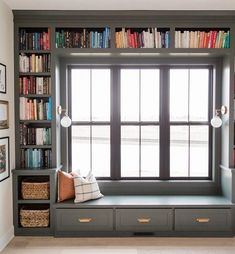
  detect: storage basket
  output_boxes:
[21,179,50,200]
[20,206,49,228]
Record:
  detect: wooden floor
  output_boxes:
[2,237,235,253]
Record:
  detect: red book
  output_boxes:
[212,31,217,48]
[131,33,134,48]
[134,32,137,48]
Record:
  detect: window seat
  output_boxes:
[53,195,234,237]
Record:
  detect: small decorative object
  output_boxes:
[0,63,6,94]
[0,100,9,129]
[0,137,9,182]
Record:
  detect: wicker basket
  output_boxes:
[21,179,50,200]
[20,207,50,228]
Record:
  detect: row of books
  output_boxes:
[55,27,110,48]
[115,28,170,48]
[19,76,51,95]
[175,30,230,48]
[19,29,51,50]
[20,124,51,145]
[20,148,52,168]
[19,97,52,120]
[19,53,51,73]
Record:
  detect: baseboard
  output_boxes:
[0,226,14,253]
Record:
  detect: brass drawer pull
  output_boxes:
[137,218,151,223]
[78,218,92,223]
[196,218,210,223]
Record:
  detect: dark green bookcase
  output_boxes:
[12,10,235,236]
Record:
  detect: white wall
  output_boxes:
[0,0,15,252]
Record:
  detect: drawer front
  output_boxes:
[175,209,232,232]
[56,209,113,232]
[116,209,173,232]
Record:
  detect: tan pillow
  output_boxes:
[57,170,75,202]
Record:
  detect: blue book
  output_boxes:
[47,97,52,120]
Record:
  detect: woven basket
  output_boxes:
[20,207,49,228]
[21,180,49,200]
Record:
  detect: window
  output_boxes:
[121,69,160,177]
[69,66,212,180]
[71,69,111,177]
[170,69,211,178]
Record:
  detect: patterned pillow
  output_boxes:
[74,171,103,203]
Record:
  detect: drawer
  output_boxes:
[116,209,173,232]
[55,209,113,232]
[175,209,232,232]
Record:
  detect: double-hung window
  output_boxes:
[69,65,212,180]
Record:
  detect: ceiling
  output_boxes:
[3,0,235,10]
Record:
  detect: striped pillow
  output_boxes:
[74,171,103,203]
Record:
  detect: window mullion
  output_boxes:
[159,67,170,179]
[111,67,121,180]
[67,66,72,172]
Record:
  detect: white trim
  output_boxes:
[0,226,14,253]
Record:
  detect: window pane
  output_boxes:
[190,126,209,177]
[170,69,189,121]
[141,126,159,177]
[92,126,110,177]
[72,126,90,176]
[190,69,209,121]
[170,126,189,177]
[71,69,90,121]
[121,69,139,121]
[121,126,139,177]
[92,69,110,121]
[141,69,159,121]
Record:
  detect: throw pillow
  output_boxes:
[57,170,75,202]
[74,171,103,203]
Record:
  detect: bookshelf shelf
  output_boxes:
[19,50,51,54]
[19,120,51,124]
[20,145,52,149]
[19,94,51,98]
[17,200,51,204]
[19,72,51,76]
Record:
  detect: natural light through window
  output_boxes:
[170,69,210,177]
[71,69,110,177]
[121,69,160,177]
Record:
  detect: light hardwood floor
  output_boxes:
[2,237,235,254]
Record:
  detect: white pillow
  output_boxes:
[74,171,103,203]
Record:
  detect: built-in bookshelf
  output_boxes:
[115,27,170,48]
[14,27,54,235]
[13,11,235,237]
[55,27,110,48]
[174,28,230,48]
[18,31,52,169]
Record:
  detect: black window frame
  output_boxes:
[67,64,213,181]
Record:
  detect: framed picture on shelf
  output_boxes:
[0,100,9,129]
[0,137,9,182]
[0,63,6,94]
